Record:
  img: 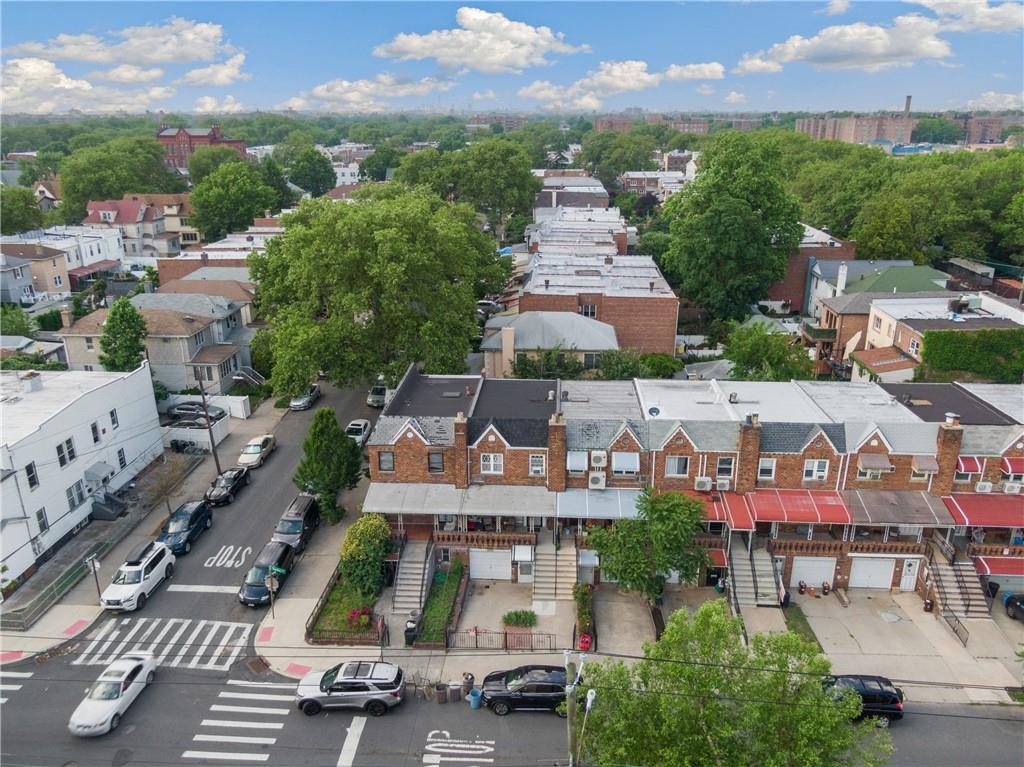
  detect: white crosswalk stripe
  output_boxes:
[72,617,252,671]
[0,670,32,707]
[183,680,293,762]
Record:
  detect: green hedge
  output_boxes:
[921,328,1024,383]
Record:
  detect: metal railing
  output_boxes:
[801,322,837,341]
[747,536,760,604]
[950,562,972,615]
[942,609,970,646]
[446,628,556,651]
[725,540,750,647]
[418,541,436,613]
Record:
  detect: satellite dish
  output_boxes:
[648,407,661,417]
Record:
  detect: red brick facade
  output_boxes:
[158,125,247,169]
[768,238,857,314]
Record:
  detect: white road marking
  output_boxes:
[225,680,295,689]
[167,585,239,593]
[0,685,23,691]
[72,618,252,671]
[188,621,222,669]
[173,621,208,667]
[210,704,290,715]
[0,671,33,679]
[72,618,117,665]
[337,716,366,767]
[193,734,276,745]
[218,691,294,702]
[149,619,191,664]
[423,757,494,765]
[200,719,284,730]
[182,751,268,762]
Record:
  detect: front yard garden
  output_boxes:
[419,559,465,644]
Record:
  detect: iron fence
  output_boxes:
[446,628,556,651]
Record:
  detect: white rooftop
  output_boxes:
[524,255,674,298]
[794,381,922,423]
[801,223,843,247]
[958,384,1024,424]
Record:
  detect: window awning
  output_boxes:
[858,454,893,472]
[611,452,640,473]
[708,549,727,568]
[746,489,852,525]
[944,494,1024,529]
[912,455,939,474]
[567,451,588,472]
[957,456,983,474]
[973,556,1024,578]
[556,489,642,520]
[84,461,115,482]
[1003,457,1024,475]
[363,482,463,516]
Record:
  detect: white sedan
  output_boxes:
[68,652,156,736]
[346,419,371,448]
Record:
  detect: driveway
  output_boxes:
[798,590,1019,703]
[593,585,655,654]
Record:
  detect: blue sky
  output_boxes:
[2,2,1021,114]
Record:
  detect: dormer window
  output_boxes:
[100,210,114,222]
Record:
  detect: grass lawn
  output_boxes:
[312,575,378,634]
[1008,688,1024,704]
[784,602,823,651]
[419,560,464,643]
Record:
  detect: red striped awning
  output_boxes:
[709,549,727,568]
[973,556,1024,577]
[1003,457,1024,475]
[721,493,755,531]
[746,489,852,525]
[957,456,983,474]
[944,494,1024,528]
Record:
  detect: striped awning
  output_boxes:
[957,456,983,474]
[1002,457,1024,475]
[973,556,1024,577]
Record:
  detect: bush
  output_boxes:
[420,559,464,642]
[574,582,594,634]
[921,328,1024,383]
[501,609,537,628]
[339,514,391,597]
[35,309,62,331]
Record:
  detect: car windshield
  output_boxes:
[166,517,190,533]
[213,475,234,488]
[276,519,303,535]
[346,426,362,436]
[320,664,343,690]
[504,669,526,688]
[371,386,385,396]
[112,568,141,585]
[243,445,263,454]
[88,681,122,700]
[245,565,268,586]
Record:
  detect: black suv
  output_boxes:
[238,541,295,607]
[481,665,567,716]
[1005,593,1022,620]
[825,674,904,726]
[271,494,320,552]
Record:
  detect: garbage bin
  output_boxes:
[449,681,463,702]
[462,673,475,696]
[435,683,447,704]
[404,610,422,647]
[924,598,934,612]
[469,689,482,710]
[987,581,1000,599]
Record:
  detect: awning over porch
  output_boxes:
[462,484,556,518]
[708,549,727,568]
[944,493,1024,528]
[68,259,120,278]
[957,456,984,474]
[1003,457,1024,475]
[973,556,1024,577]
[718,492,754,531]
[746,489,851,525]
[363,482,463,516]
[556,489,642,520]
[84,461,115,482]
[844,490,954,526]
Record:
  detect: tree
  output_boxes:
[59,137,185,220]
[662,132,802,321]
[16,150,63,187]
[512,348,586,380]
[449,140,539,240]
[581,132,658,188]
[0,186,43,234]
[293,408,362,520]
[0,306,36,338]
[287,147,335,197]
[911,117,965,144]
[359,143,405,181]
[339,514,392,596]
[598,349,642,380]
[271,129,317,169]
[142,453,192,516]
[187,145,244,185]
[250,189,510,394]
[578,600,893,767]
[98,297,147,372]
[191,162,276,241]
[587,489,708,602]
[258,156,296,211]
[639,352,683,378]
[725,322,814,381]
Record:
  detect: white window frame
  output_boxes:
[65,480,86,511]
[579,304,597,319]
[567,451,588,474]
[427,452,445,473]
[110,408,119,429]
[856,467,882,480]
[91,421,101,444]
[872,315,882,330]
[665,455,690,477]
[803,459,829,481]
[377,451,395,472]
[481,453,504,475]
[25,461,39,489]
[910,468,929,482]
[908,338,920,357]
[953,471,977,483]
[1001,471,1024,483]
[716,456,734,478]
[529,454,546,476]
[117,448,127,470]
[758,458,776,480]
[612,451,640,475]
[36,507,49,534]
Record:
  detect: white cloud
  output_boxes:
[373,7,589,74]
[194,95,246,114]
[733,14,952,74]
[91,64,164,84]
[280,74,456,113]
[696,84,715,96]
[664,62,726,80]
[472,89,497,101]
[275,95,311,111]
[179,54,250,87]
[724,90,748,104]
[967,90,1024,109]
[908,1,1024,32]
[1,57,174,113]
[823,0,851,15]
[518,60,664,111]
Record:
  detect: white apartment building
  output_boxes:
[0,226,125,278]
[333,162,360,186]
[246,145,276,162]
[0,364,162,586]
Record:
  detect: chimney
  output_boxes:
[604,256,614,265]
[264,209,271,218]
[19,371,43,394]
[932,412,964,497]
[547,413,567,492]
[453,412,469,489]
[544,279,550,290]
[649,281,655,292]
[34,244,43,256]
[200,252,209,265]
[836,261,848,295]
[59,304,73,329]
[500,325,515,379]
[736,411,763,493]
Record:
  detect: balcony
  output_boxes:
[801,322,836,341]
[433,531,536,549]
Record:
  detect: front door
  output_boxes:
[900,558,919,591]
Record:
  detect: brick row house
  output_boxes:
[364,369,1023,617]
[156,125,246,172]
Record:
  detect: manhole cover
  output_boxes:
[247,656,269,674]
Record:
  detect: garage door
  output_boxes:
[469,548,512,580]
[789,556,836,588]
[849,558,895,589]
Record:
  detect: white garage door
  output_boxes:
[469,548,512,580]
[789,557,837,588]
[849,558,896,589]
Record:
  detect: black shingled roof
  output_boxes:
[467,418,549,447]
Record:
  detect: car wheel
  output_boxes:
[301,701,322,716]
[109,713,121,732]
[165,563,174,579]
[205,516,213,529]
[245,474,251,485]
[1007,604,1018,620]
[135,593,146,611]
[365,700,387,717]
[184,541,191,554]
[227,494,234,505]
[491,701,511,716]
[557,709,567,719]
[876,716,892,729]
[146,671,155,685]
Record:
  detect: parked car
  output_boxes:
[366,384,387,408]
[68,652,157,736]
[237,434,276,468]
[167,402,227,420]
[289,383,321,411]
[156,501,212,554]
[170,417,213,430]
[205,467,250,506]
[476,299,502,315]
[271,494,320,552]
[345,419,371,448]
[295,661,405,717]
[100,542,175,612]
[1005,593,1023,620]
[481,665,567,716]
[824,674,904,727]
[238,541,295,607]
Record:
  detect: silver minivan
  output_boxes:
[295,661,405,716]
[366,384,387,408]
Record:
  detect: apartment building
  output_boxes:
[594,117,633,134]
[765,224,856,314]
[533,176,609,219]
[966,117,1004,144]
[0,243,72,301]
[525,207,631,257]
[1,226,125,293]
[796,115,918,145]
[83,199,180,267]
[0,253,37,305]
[122,194,200,248]
[157,125,246,171]
[670,119,710,135]
[617,171,687,200]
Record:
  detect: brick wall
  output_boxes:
[157,257,249,283]
[845,433,921,492]
[735,420,762,493]
[931,420,963,496]
[654,427,700,492]
[756,440,841,490]
[767,241,856,313]
[368,440,458,485]
[548,415,566,492]
[469,427,548,487]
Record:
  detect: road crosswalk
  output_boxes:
[71,617,252,672]
[0,670,33,706]
[183,680,295,762]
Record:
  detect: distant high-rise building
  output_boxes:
[966,116,1004,144]
[669,119,709,135]
[731,118,763,132]
[594,116,633,133]
[795,113,919,145]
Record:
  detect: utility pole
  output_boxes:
[565,650,578,767]
[197,375,222,475]
[85,555,102,601]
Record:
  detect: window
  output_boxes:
[612,452,640,475]
[567,451,588,474]
[85,336,94,350]
[25,462,38,489]
[872,315,882,330]
[54,274,63,287]
[665,456,689,477]
[65,480,86,511]
[36,508,49,534]
[377,451,395,472]
[583,352,601,370]
[716,457,734,478]
[910,468,929,482]
[427,452,444,473]
[117,448,127,470]
[91,422,101,444]
[803,459,829,481]
[529,454,546,476]
[84,364,95,372]
[13,267,23,279]
[856,467,881,480]
[579,304,597,319]
[481,453,503,475]
[758,458,776,480]
[1001,471,1024,483]
[908,338,921,357]
[110,409,119,429]
[954,471,977,483]
[56,438,76,467]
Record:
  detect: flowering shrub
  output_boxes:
[346,606,371,629]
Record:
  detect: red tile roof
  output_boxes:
[83,199,160,224]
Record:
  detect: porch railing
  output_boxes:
[725,539,750,647]
[746,534,760,605]
[433,531,536,548]
[967,542,1024,558]
[446,628,556,651]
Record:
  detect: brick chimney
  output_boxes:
[453,412,469,489]
[735,412,762,493]
[548,413,567,492]
[59,304,73,329]
[614,231,628,255]
[931,412,963,497]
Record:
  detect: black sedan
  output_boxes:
[168,402,227,420]
[481,665,566,716]
[205,467,250,506]
[824,675,904,727]
[156,501,213,555]
[1006,593,1023,620]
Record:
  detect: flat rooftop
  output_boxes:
[954,384,1024,424]
[635,380,830,423]
[794,381,922,423]
[879,383,1019,425]
[384,370,482,418]
[473,379,558,419]
[560,380,642,420]
[524,255,675,298]
[902,317,1020,332]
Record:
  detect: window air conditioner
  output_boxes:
[694,477,713,492]
[589,471,607,490]
[590,450,608,468]
[975,481,993,493]
[1001,482,1021,495]
[716,479,731,492]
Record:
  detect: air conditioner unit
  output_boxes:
[866,471,882,480]
[716,479,731,492]
[590,450,608,468]
[589,471,607,490]
[694,477,713,492]
[975,481,993,493]
[1001,482,1021,495]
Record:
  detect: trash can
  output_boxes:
[924,598,934,612]
[449,681,463,702]
[435,683,447,704]
[462,673,475,696]
[469,689,482,710]
[987,581,1000,599]
[404,611,422,647]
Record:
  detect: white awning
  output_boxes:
[556,489,643,520]
[84,461,115,482]
[362,483,463,515]
[567,451,588,471]
[462,484,556,518]
[612,452,640,473]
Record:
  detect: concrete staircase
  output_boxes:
[932,560,990,619]
[728,534,778,608]
[392,541,431,614]
[533,540,577,601]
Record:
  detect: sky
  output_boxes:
[1,1,1021,115]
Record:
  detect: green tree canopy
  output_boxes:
[191,162,276,241]
[257,156,296,212]
[359,143,405,181]
[287,147,335,197]
[911,117,966,144]
[1,186,43,234]
[293,408,362,520]
[587,489,708,601]
[0,306,37,338]
[98,297,147,372]
[250,187,510,395]
[339,514,392,597]
[725,322,814,381]
[271,129,318,169]
[578,599,893,767]
[581,131,658,188]
[16,150,63,187]
[187,145,244,185]
[512,347,586,380]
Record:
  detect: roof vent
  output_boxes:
[648,406,661,417]
[728,392,738,404]
[441,391,461,399]
[184,316,195,323]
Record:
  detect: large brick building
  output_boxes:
[594,116,633,133]
[966,116,1004,144]
[795,114,918,145]
[765,224,857,314]
[157,125,247,171]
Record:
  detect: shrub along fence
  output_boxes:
[921,328,1024,383]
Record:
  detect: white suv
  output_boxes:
[100,542,176,612]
